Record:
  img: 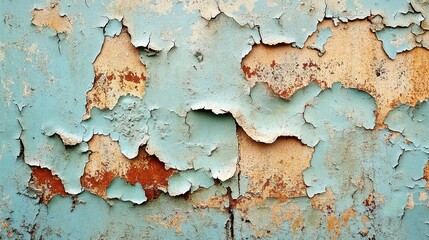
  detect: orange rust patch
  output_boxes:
[291,215,303,234]
[84,27,147,119]
[363,191,376,213]
[310,188,336,213]
[80,170,116,199]
[424,161,429,189]
[302,60,321,71]
[362,215,370,222]
[124,150,176,201]
[242,65,257,79]
[326,214,339,234]
[1,220,13,238]
[29,166,68,204]
[80,135,175,201]
[326,208,358,239]
[242,20,429,127]
[236,128,313,206]
[31,5,72,33]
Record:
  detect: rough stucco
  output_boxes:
[1,0,429,239]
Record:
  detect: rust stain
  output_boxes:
[31,5,72,34]
[29,166,68,204]
[423,160,429,189]
[326,208,357,239]
[1,221,13,238]
[363,191,376,213]
[84,27,147,119]
[291,215,303,234]
[80,135,175,201]
[341,208,357,223]
[310,188,336,213]
[80,170,116,199]
[302,60,321,71]
[242,19,429,127]
[242,64,257,79]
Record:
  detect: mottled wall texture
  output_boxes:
[2,0,429,239]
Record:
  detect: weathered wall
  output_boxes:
[1,0,429,239]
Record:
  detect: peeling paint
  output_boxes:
[84,27,147,119]
[81,135,175,201]
[242,20,429,127]
[2,0,429,238]
[29,166,67,204]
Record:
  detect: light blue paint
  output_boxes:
[168,169,215,195]
[83,96,151,158]
[223,0,325,47]
[167,173,192,196]
[104,19,122,37]
[234,198,329,239]
[107,177,147,204]
[400,191,429,239]
[385,100,429,149]
[1,0,106,195]
[147,109,238,181]
[302,82,377,143]
[238,82,322,145]
[376,24,422,59]
[309,26,333,55]
[303,127,428,238]
[326,0,423,27]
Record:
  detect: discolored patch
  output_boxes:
[84,27,147,119]
[145,212,185,233]
[326,208,358,240]
[424,161,429,189]
[31,5,72,34]
[310,188,336,213]
[237,128,313,203]
[80,135,175,201]
[242,20,429,127]
[29,166,68,204]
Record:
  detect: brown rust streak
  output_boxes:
[242,20,429,127]
[29,166,68,204]
[80,135,175,201]
[84,27,147,119]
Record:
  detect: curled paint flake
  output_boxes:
[106,177,147,204]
